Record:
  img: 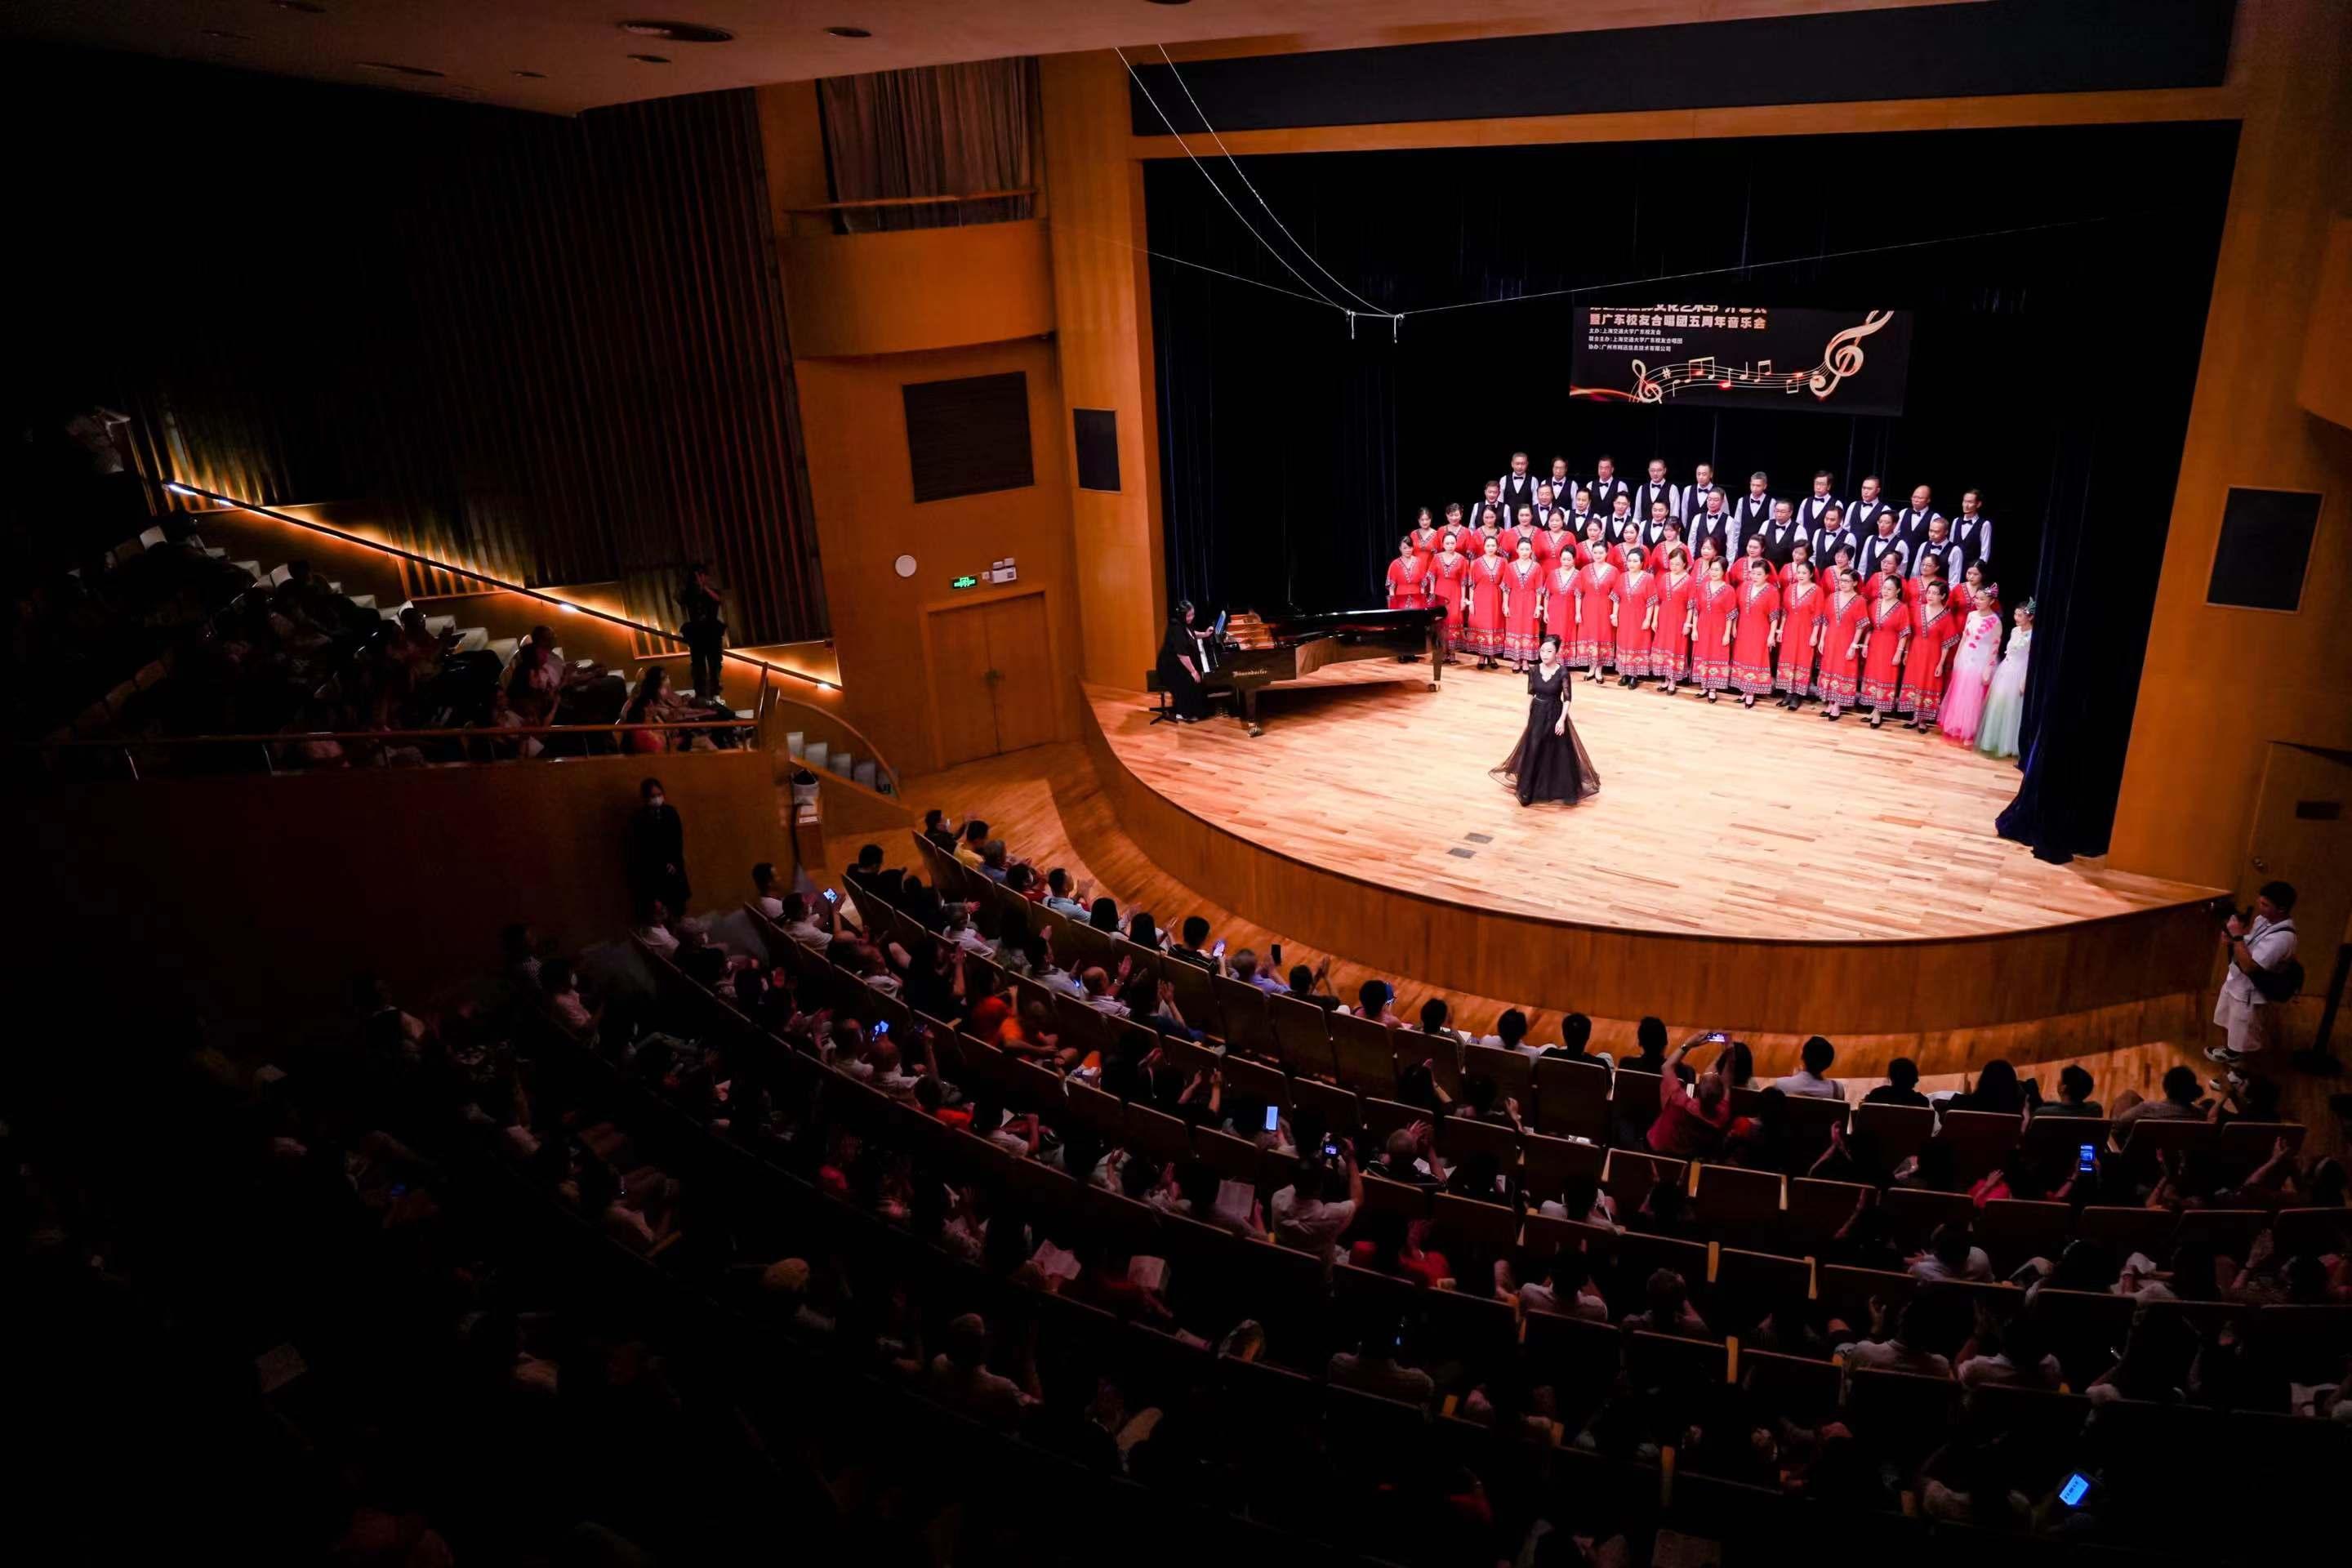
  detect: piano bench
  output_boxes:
[1143,672,1179,725]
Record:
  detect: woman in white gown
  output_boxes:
[1974,601,2034,760]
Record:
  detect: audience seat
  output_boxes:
[1852,1102,1936,1164]
[1521,1132,1605,1200]
[1604,1148,1688,1211]
[1877,1187,1977,1248]
[1976,1198,2073,1272]
[1842,1367,1958,1466]
[1926,1107,2023,1183]
[1267,994,1338,1079]
[2074,1205,2178,1255]
[1327,1011,1401,1097]
[1211,974,1277,1058]
[1739,1346,1842,1424]
[1693,1163,1784,1236]
[1785,1178,1875,1254]
[1464,1043,1533,1103]
[1534,1058,1611,1143]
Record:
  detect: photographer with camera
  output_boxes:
[2207,880,2300,1073]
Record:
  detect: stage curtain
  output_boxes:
[816,58,1038,230]
[1143,122,2236,856]
[7,45,827,646]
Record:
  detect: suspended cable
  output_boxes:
[1398,213,2123,318]
[1034,214,1341,309]
[1114,46,1349,316]
[1152,44,1389,319]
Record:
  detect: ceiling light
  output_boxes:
[274,2,328,13]
[357,61,447,78]
[1145,1,1195,6]
[825,27,872,39]
[620,21,736,43]
[201,29,251,40]
[513,69,548,79]
[627,54,672,65]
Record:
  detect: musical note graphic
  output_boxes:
[1601,311,1892,406]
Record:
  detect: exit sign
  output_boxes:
[949,574,981,590]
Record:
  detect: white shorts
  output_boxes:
[2213,987,2277,1055]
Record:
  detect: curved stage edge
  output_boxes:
[1080,700,2221,1045]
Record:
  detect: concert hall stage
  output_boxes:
[1084,663,2223,1045]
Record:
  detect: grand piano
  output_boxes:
[1199,605,1446,736]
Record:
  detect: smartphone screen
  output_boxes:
[2058,1473,2091,1508]
[1263,1105,1281,1134]
[822,889,839,903]
[1212,939,1227,958]
[2077,1143,2097,1173]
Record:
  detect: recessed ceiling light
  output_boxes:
[627,54,672,64]
[274,2,328,13]
[1146,1,1194,6]
[201,29,251,40]
[620,21,736,43]
[513,69,548,79]
[356,61,447,78]
[825,27,873,39]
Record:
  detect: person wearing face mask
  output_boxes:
[626,776,690,916]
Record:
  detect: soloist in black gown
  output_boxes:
[1492,661,1601,805]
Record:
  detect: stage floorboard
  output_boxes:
[1089,661,2212,943]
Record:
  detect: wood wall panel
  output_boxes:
[782,220,1056,359]
[2109,0,2352,889]
[1082,703,2213,1038]
[11,751,783,1021]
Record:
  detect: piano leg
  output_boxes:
[1241,687,1263,737]
[1428,626,1443,690]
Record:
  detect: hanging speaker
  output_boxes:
[1074,408,1121,493]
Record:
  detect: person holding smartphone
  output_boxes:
[1645,1032,1739,1159]
[2207,880,2300,1071]
[1271,1140,1362,1264]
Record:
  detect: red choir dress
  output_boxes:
[1428,551,1471,653]
[1653,568,1697,684]
[1570,561,1619,669]
[1384,555,1429,609]
[1464,555,1508,658]
[1611,567,1659,678]
[1468,528,1505,565]
[1899,602,1963,722]
[1858,598,1913,710]
[1775,581,1825,696]
[1816,589,1872,706]
[1535,526,1575,568]
[1691,579,1739,692]
[1867,566,1907,607]
[1542,564,1578,646]
[1502,559,1544,662]
[1728,581,1782,695]
[1508,525,1540,562]
[1410,527,1443,577]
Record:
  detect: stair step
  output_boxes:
[454,627,489,653]
[803,741,830,772]
[853,759,877,790]
[827,751,854,778]
[424,613,457,635]
[784,730,806,760]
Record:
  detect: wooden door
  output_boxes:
[981,593,1056,755]
[928,602,1001,768]
[2243,743,2352,971]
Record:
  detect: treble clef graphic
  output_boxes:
[1807,311,1892,400]
[1630,359,1664,403]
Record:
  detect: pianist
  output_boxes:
[1157,599,1219,724]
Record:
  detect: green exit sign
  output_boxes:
[949,574,981,590]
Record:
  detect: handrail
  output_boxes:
[29,719,755,749]
[782,187,1035,215]
[144,476,835,693]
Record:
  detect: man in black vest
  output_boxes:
[1793,470,1842,534]
[1846,475,1893,540]
[1756,498,1804,567]
[1856,513,1909,581]
[1586,456,1629,518]
[1913,514,1966,586]
[1634,458,1680,528]
[1895,484,1942,552]
[1497,452,1538,516]
[1810,504,1860,572]
[1533,483,1561,528]
[1547,456,1575,504]
[1681,461,1722,523]
[1687,488,1735,564]
[1949,488,1994,573]
[1734,471,1775,545]
[1474,479,1506,531]
[1642,498,1677,557]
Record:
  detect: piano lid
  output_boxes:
[1222,605,1445,648]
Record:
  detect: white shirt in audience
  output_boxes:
[755,894,785,919]
[636,923,679,956]
[1771,1068,1846,1101]
[1270,1186,1356,1262]
[1835,1338,1952,1377]
[783,915,830,948]
[1909,1248,1993,1283]
[1958,1351,2062,1389]
[1038,965,1085,998]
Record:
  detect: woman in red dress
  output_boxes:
[1816,565,1871,722]
[1776,539,1816,594]
[1575,518,1610,568]
[1732,534,1773,589]
[1510,506,1541,564]
[1904,552,1949,608]
[1651,520,1689,578]
[1690,556,1739,703]
[1859,570,1913,729]
[1384,536,1428,610]
[1409,508,1443,576]
[1651,544,1696,696]
[1468,506,1506,568]
[1464,534,1509,670]
[1957,559,1999,621]
[1502,537,1544,673]
[1728,558,1782,709]
[1899,579,1962,730]
[1774,558,1825,711]
[1610,544,1659,688]
[1570,549,1619,677]
[1428,532,1471,664]
[1541,548,1578,653]
[1536,510,1575,569]
[1608,519,1643,573]
[1865,552,1907,610]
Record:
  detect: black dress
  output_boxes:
[1492,662,1600,805]
[1156,621,1214,720]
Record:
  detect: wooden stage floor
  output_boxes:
[1088,662,2212,944]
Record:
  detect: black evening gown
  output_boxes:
[1492,662,1600,804]
[1157,622,1211,719]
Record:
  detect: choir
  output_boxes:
[1380,454,2030,751]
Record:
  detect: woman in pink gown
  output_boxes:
[1937,586,2004,745]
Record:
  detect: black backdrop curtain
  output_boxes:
[7,45,826,645]
[1147,122,2235,858]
